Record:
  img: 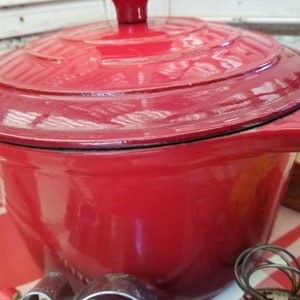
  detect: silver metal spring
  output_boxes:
[234,244,300,300]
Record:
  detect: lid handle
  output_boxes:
[112,0,148,24]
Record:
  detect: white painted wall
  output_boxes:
[0,0,300,54]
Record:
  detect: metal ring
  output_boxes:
[78,291,142,300]
[20,272,74,300]
[19,272,157,300]
[75,273,157,300]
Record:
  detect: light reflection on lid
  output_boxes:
[0,17,299,149]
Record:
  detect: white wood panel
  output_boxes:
[0,0,300,55]
[0,0,105,39]
[169,0,300,23]
[103,0,300,23]
[0,0,57,7]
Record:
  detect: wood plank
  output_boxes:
[0,0,300,55]
[0,0,106,39]
[105,0,300,23]
[169,0,300,23]
[1,0,299,40]
[0,0,59,7]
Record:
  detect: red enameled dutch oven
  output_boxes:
[1,0,300,298]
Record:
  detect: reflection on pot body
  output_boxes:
[0,138,295,298]
[229,154,278,220]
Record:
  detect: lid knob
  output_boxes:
[112,0,148,24]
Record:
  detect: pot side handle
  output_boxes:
[239,108,300,153]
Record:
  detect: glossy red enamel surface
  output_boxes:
[2,1,300,298]
[1,134,296,298]
[112,0,148,23]
[1,16,300,148]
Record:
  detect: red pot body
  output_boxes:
[0,133,295,299]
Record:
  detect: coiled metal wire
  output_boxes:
[234,244,300,300]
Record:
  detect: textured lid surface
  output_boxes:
[0,14,300,149]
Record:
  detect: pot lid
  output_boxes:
[0,0,300,149]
